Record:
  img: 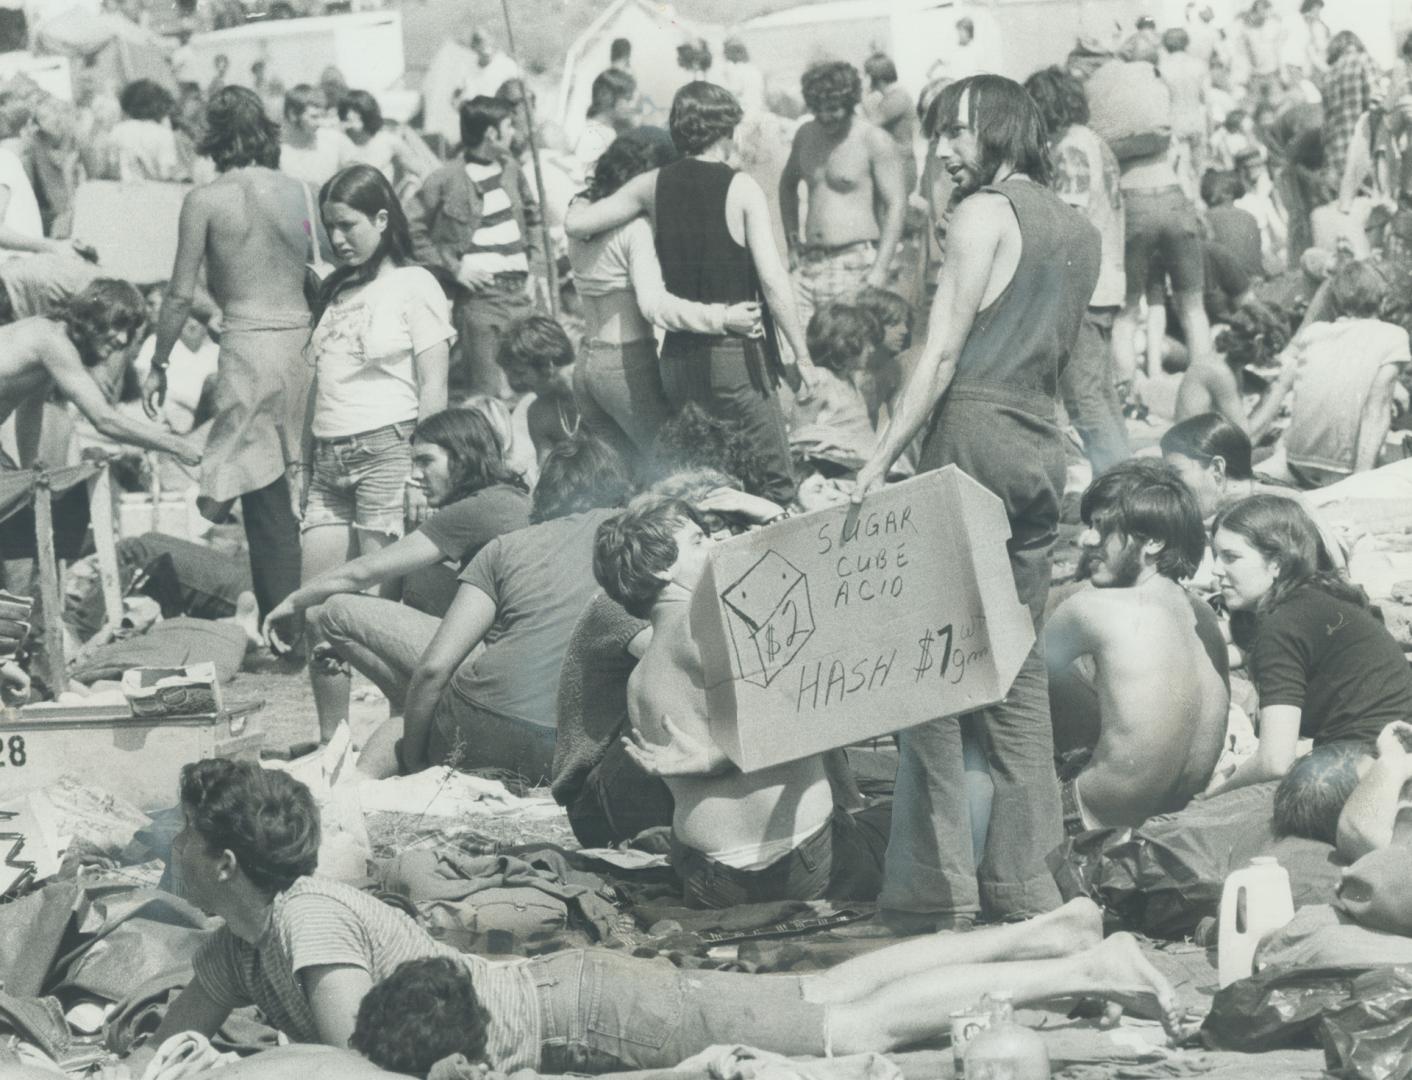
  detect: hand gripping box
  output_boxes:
[690,467,1036,773]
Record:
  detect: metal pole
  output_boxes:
[498,0,560,318]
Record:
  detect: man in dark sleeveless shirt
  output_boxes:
[855,75,1101,928]
[563,83,817,505]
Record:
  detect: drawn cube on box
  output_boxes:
[720,550,815,688]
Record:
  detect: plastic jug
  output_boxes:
[963,1021,1051,1079]
[1218,856,1295,987]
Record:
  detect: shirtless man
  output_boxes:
[144,86,329,623]
[1046,460,1229,832]
[0,278,201,471]
[780,60,907,328]
[595,495,837,908]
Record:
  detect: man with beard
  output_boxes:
[853,74,1099,930]
[1046,460,1230,833]
[780,61,907,326]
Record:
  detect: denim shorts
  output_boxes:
[302,420,414,537]
[533,950,827,1073]
[1123,185,1206,298]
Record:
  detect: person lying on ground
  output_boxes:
[596,494,884,908]
[350,910,1187,1080]
[1160,411,1347,575]
[374,435,633,782]
[264,408,530,718]
[1046,460,1230,832]
[1202,496,1412,799]
[0,279,201,470]
[129,757,1186,1080]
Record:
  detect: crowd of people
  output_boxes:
[1,2,1411,1078]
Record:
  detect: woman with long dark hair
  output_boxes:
[1203,495,1412,798]
[298,163,454,741]
[263,407,529,761]
[566,129,759,464]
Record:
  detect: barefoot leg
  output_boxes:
[824,931,1180,1054]
[805,898,1102,1005]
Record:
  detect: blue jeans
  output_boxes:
[1060,307,1130,475]
[533,951,826,1074]
[428,687,557,783]
[572,337,673,463]
[883,384,1065,921]
[315,593,439,713]
[659,334,795,505]
[672,815,833,909]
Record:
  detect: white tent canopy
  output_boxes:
[556,0,720,147]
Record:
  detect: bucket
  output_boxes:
[1218,856,1295,987]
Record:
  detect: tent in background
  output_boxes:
[33,9,175,92]
[555,0,720,148]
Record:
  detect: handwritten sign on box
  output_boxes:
[691,466,1036,773]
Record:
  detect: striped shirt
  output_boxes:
[191,877,542,1070]
[460,160,529,275]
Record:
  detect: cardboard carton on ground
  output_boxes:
[121,662,222,718]
[691,466,1035,772]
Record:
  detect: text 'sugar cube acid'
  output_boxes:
[691,466,1036,773]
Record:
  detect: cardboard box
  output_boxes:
[0,701,263,811]
[691,466,1035,772]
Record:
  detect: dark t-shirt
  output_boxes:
[1250,586,1412,745]
[402,484,531,617]
[1207,205,1264,278]
[550,592,647,807]
[451,507,616,726]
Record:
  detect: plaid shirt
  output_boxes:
[1323,51,1377,182]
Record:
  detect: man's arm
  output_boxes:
[1337,722,1412,861]
[263,532,445,647]
[854,192,1004,495]
[778,131,804,252]
[144,187,210,417]
[864,128,907,288]
[43,332,201,463]
[1043,593,1101,676]
[406,177,458,274]
[562,170,655,240]
[302,964,375,1050]
[738,173,814,380]
[1353,363,1400,473]
[401,583,497,771]
[1204,704,1302,797]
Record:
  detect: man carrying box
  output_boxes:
[594,494,883,907]
[854,74,1100,928]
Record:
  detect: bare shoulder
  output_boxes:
[950,190,1016,237]
[859,120,895,154]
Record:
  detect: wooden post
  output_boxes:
[32,476,66,696]
[498,0,559,318]
[89,463,123,630]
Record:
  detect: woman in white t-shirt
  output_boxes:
[301,163,454,737]
[337,90,425,192]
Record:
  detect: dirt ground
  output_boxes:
[233,651,389,756]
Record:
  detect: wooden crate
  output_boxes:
[0,702,263,811]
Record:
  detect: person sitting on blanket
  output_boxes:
[120,758,1188,1077]
[0,278,202,472]
[593,493,890,908]
[1045,460,1231,832]
[1202,496,1412,800]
